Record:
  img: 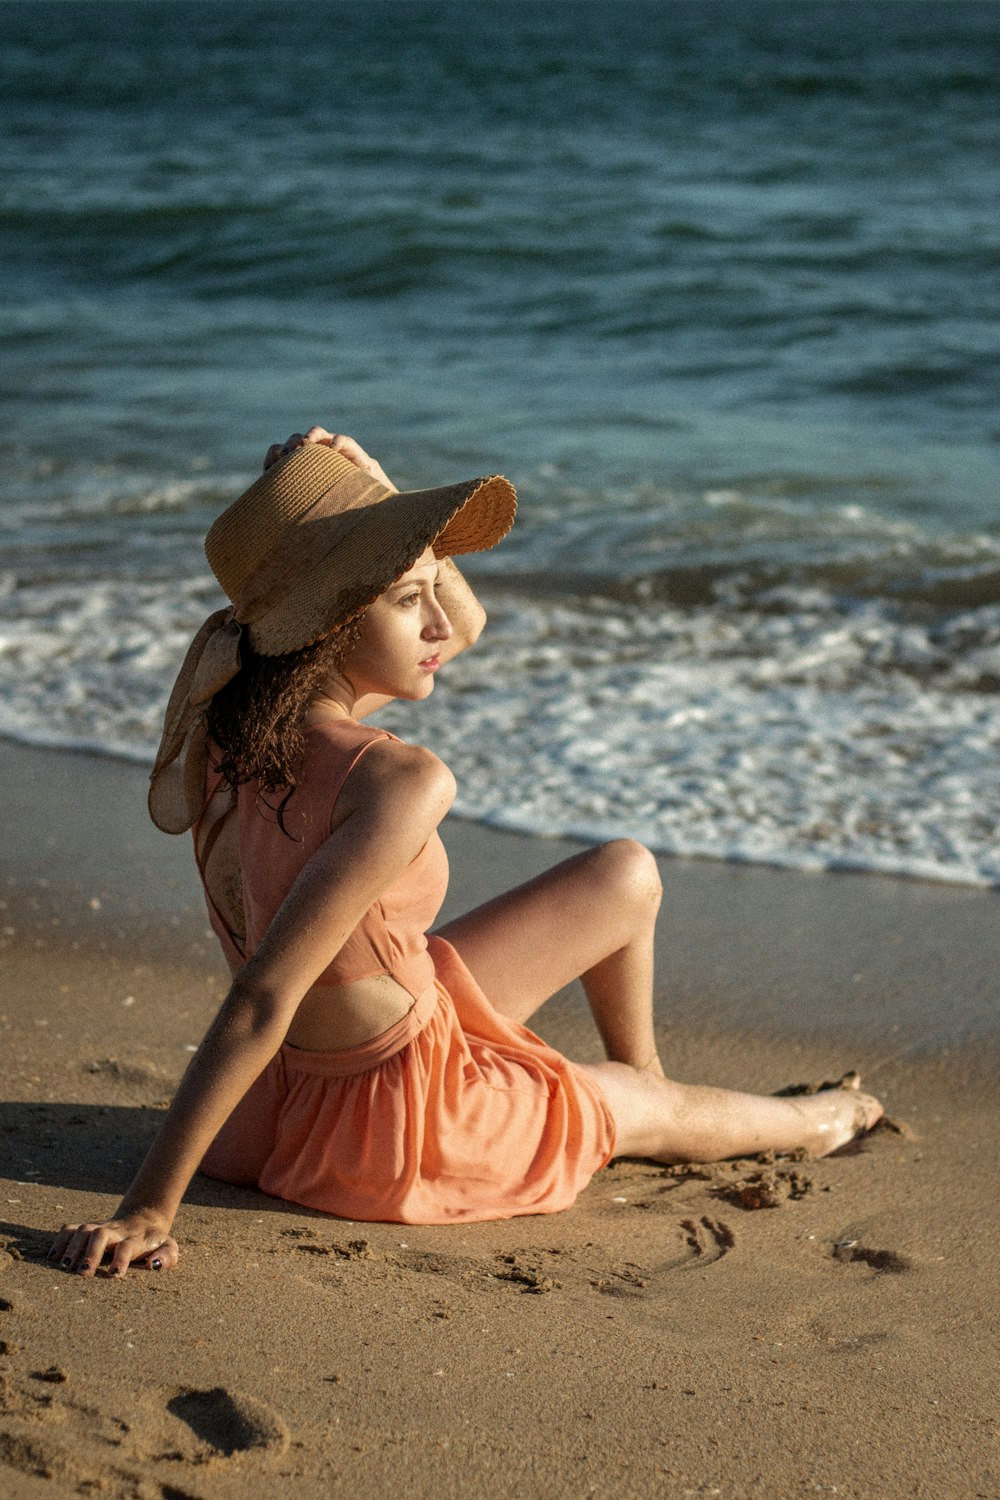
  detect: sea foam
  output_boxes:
[2,575,996,888]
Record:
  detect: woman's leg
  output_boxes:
[582,1062,882,1162]
[436,838,665,1071]
[437,838,882,1161]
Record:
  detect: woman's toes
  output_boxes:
[856,1091,883,1130]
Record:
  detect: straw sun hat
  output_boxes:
[148,444,517,834]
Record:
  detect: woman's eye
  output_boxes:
[399,592,421,608]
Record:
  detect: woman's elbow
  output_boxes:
[219,972,292,1048]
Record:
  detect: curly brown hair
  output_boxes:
[204,616,364,827]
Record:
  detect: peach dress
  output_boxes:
[196,719,615,1224]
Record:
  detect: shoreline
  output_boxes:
[1,737,998,1497]
[2,718,997,894]
[3,736,997,1059]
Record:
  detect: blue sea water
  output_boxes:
[1,0,998,883]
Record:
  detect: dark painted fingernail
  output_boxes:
[77,1262,89,1274]
[151,1258,163,1271]
[61,1257,72,1267]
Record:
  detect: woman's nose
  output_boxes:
[422,602,453,641]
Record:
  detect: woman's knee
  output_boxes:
[593,838,662,914]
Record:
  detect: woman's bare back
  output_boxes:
[196,775,427,1052]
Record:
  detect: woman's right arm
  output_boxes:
[49,741,455,1278]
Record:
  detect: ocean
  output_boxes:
[2,0,998,885]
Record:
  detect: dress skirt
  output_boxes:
[199,936,617,1224]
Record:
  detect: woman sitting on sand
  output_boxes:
[50,428,881,1277]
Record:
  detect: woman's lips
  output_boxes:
[419,653,441,672]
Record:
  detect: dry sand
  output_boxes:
[1,742,998,1499]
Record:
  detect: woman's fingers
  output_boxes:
[328,434,396,490]
[57,1223,91,1267]
[261,428,394,490]
[263,428,330,472]
[107,1235,180,1279]
[50,1221,105,1274]
[48,1220,180,1277]
[328,433,366,462]
[134,1237,180,1275]
[262,429,395,492]
[74,1226,113,1278]
[47,1225,74,1262]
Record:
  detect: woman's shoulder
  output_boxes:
[321,725,455,820]
[305,717,452,804]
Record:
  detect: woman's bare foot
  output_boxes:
[585,1061,884,1163]
[791,1075,883,1157]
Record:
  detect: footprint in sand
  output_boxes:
[166,1386,289,1457]
[585,1261,650,1299]
[679,1216,736,1265]
[0,1421,203,1499]
[490,1252,563,1295]
[0,1419,131,1495]
[0,1430,58,1483]
[0,1349,233,1498]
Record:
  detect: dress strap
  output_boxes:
[201,875,247,965]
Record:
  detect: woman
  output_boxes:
[50,428,881,1277]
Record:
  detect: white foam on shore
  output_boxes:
[374,596,1000,889]
[2,577,997,888]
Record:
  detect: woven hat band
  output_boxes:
[233,472,388,626]
[205,446,369,604]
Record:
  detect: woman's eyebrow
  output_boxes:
[388,571,433,594]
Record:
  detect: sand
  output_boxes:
[1,741,998,1499]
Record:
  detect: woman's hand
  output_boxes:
[263,427,396,491]
[434,556,487,654]
[48,1213,179,1278]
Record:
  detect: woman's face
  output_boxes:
[339,546,453,702]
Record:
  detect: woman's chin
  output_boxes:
[395,675,437,703]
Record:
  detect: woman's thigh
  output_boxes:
[434,839,660,1024]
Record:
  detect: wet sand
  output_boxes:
[1,741,998,1498]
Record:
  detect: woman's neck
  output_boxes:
[307,681,394,726]
[306,685,357,724]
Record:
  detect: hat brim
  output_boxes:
[246,473,516,656]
